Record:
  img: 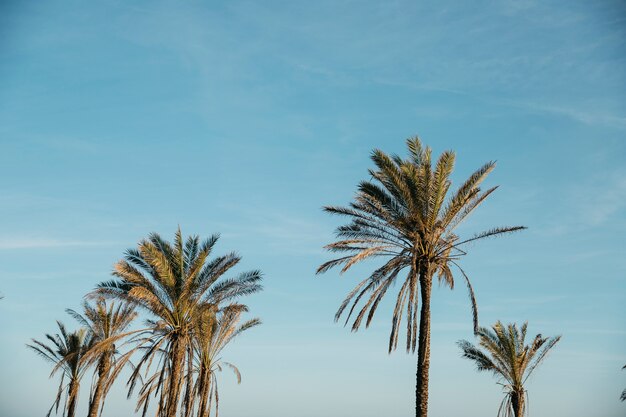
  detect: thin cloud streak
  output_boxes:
[0,237,118,249]
[505,99,626,130]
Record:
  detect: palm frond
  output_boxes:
[460,321,559,417]
[87,229,261,417]
[319,137,524,364]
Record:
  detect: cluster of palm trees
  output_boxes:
[29,137,565,417]
[29,231,262,417]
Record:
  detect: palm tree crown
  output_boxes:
[317,137,524,417]
[67,298,137,417]
[27,321,92,417]
[92,228,262,417]
[458,321,561,417]
[189,304,261,417]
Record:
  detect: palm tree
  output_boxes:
[190,304,261,417]
[619,365,626,401]
[66,298,138,417]
[458,321,561,417]
[317,137,525,417]
[137,304,260,417]
[27,321,92,417]
[92,229,262,417]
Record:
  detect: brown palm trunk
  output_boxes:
[67,379,79,417]
[88,353,111,417]
[416,272,432,417]
[165,337,186,417]
[183,348,194,417]
[511,390,525,417]
[197,365,211,417]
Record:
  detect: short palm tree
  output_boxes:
[66,298,138,417]
[190,304,261,417]
[27,321,92,417]
[621,365,626,402]
[317,137,524,417]
[92,229,262,417]
[458,321,561,417]
[135,304,260,417]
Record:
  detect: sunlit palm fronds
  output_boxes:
[458,321,561,417]
[91,229,262,417]
[66,298,138,417]
[189,304,260,417]
[318,137,524,417]
[27,321,92,417]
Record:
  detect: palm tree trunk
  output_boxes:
[511,390,525,417]
[183,348,194,417]
[416,272,432,417]
[88,353,111,417]
[197,368,210,417]
[165,337,186,417]
[67,379,79,417]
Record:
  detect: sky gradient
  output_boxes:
[1,1,625,417]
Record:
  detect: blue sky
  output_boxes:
[0,1,625,416]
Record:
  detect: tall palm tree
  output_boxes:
[27,321,92,417]
[66,298,138,417]
[317,137,525,417]
[190,304,261,417]
[458,321,561,417]
[92,229,262,417]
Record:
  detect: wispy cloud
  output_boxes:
[505,100,626,130]
[33,135,103,153]
[0,237,116,250]
[578,174,626,226]
[530,164,626,238]
[473,294,568,314]
[499,294,568,305]
[213,204,328,256]
[563,167,626,229]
